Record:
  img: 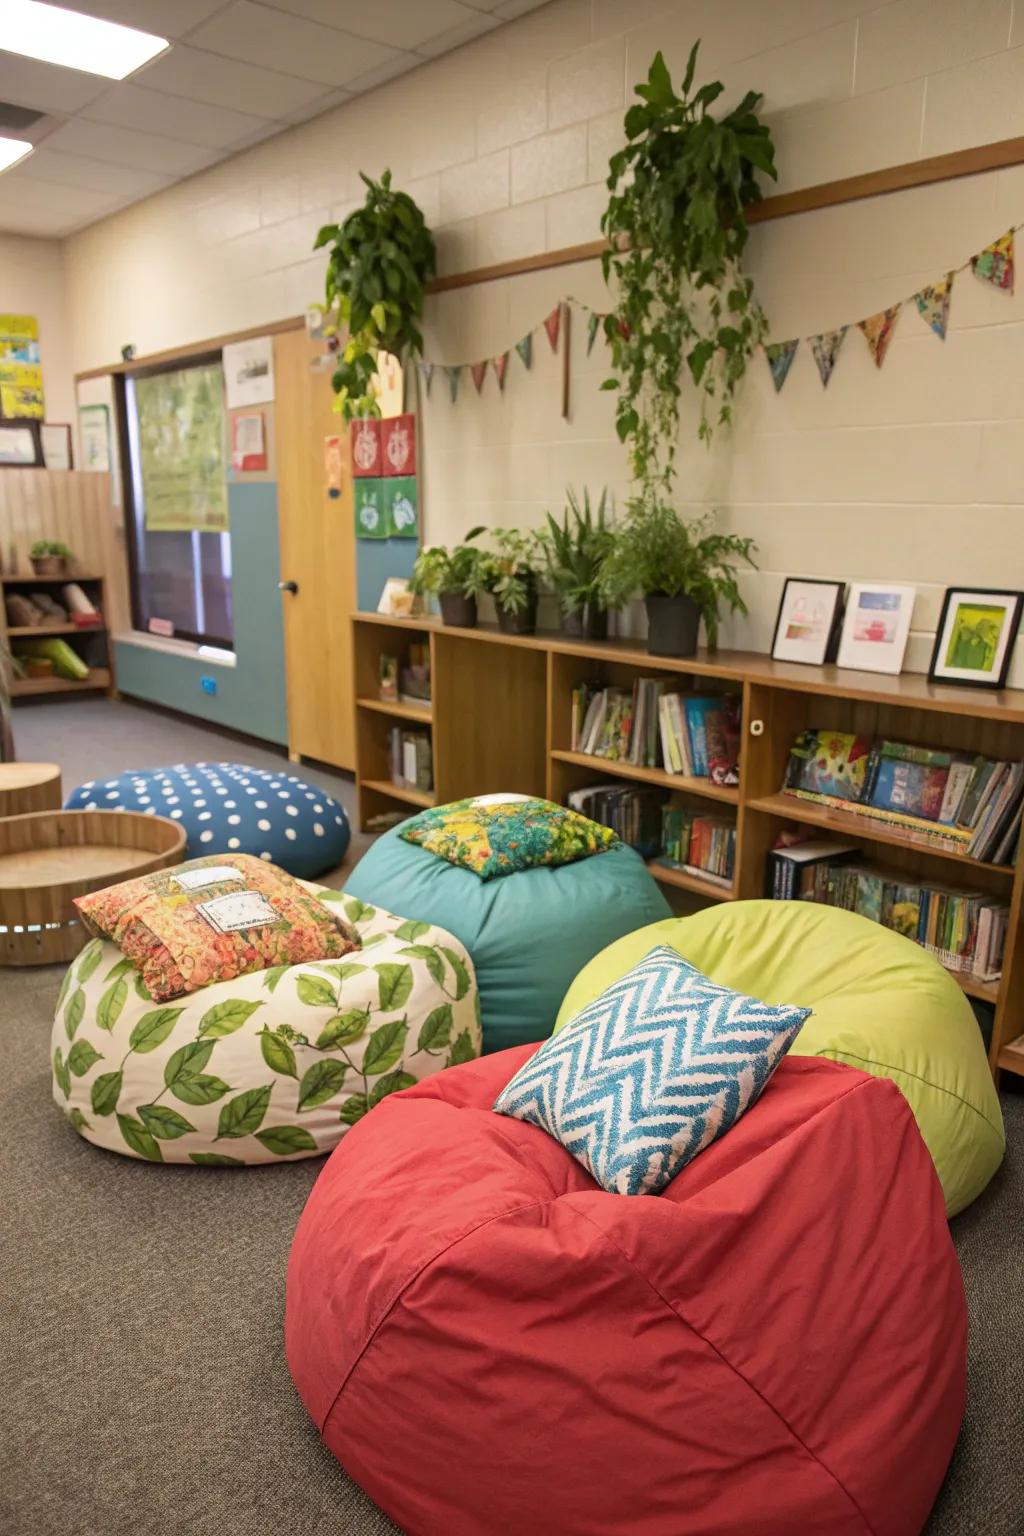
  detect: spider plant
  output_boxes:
[539,488,615,638]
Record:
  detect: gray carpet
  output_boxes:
[3,701,1023,1535]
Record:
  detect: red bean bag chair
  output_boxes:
[286,1049,966,1536]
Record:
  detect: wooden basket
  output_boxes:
[0,809,186,966]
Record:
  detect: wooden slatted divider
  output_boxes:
[0,470,129,632]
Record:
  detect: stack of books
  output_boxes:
[782,730,1024,866]
[769,838,1009,980]
[388,727,433,793]
[656,807,736,888]
[567,784,663,857]
[571,680,740,783]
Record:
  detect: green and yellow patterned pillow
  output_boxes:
[399,797,617,880]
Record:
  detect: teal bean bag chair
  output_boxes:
[345,828,670,1053]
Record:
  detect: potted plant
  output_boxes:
[599,499,756,657]
[30,540,72,576]
[315,169,436,421]
[409,533,489,628]
[539,488,615,640]
[479,528,544,636]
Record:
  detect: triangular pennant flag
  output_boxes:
[544,304,562,353]
[914,272,955,340]
[858,303,901,368]
[810,326,848,387]
[418,361,434,396]
[971,229,1014,292]
[586,311,601,355]
[470,361,487,394]
[445,365,462,403]
[515,333,533,370]
[764,339,798,393]
[492,352,509,390]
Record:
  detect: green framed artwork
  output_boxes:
[929,587,1023,689]
[355,479,386,539]
[384,476,417,538]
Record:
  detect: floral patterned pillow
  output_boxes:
[399,797,617,880]
[75,853,360,1002]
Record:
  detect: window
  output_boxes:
[121,354,233,648]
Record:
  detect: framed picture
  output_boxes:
[771,578,845,666]
[0,420,43,466]
[929,587,1023,690]
[837,582,915,675]
[78,403,111,471]
[41,421,73,470]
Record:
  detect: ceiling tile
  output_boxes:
[133,42,329,117]
[45,118,218,175]
[492,0,551,17]
[14,145,174,196]
[189,2,397,87]
[64,0,228,38]
[264,0,486,52]
[0,169,122,220]
[280,87,353,126]
[0,203,79,237]
[84,81,276,147]
[343,52,421,94]
[415,11,500,56]
[0,52,107,114]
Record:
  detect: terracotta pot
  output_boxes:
[31,556,66,577]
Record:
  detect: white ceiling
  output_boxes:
[0,0,550,238]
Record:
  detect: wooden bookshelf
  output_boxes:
[4,574,114,702]
[352,612,1024,1080]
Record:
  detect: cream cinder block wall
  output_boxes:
[0,232,75,432]
[65,0,1024,680]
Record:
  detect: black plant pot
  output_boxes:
[439,591,477,628]
[495,595,538,635]
[645,592,701,657]
[562,602,609,641]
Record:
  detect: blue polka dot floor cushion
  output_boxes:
[65,763,350,880]
[344,817,671,1053]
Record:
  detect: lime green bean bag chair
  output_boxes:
[556,900,1004,1217]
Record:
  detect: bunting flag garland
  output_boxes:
[492,351,509,390]
[515,333,533,370]
[972,229,1014,291]
[914,272,954,340]
[858,303,901,368]
[470,361,488,394]
[586,311,602,355]
[544,304,562,353]
[444,365,462,403]
[810,327,848,388]
[418,361,434,397]
[764,339,798,393]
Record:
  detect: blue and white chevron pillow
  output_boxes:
[493,946,811,1196]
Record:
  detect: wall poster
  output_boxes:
[134,362,228,532]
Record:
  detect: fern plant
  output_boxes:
[602,42,776,486]
[315,169,436,421]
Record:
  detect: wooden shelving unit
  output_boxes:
[3,572,114,701]
[352,612,1024,1080]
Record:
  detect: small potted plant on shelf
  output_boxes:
[599,499,756,657]
[29,540,73,576]
[539,488,615,640]
[409,533,489,628]
[479,528,544,636]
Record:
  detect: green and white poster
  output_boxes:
[135,362,228,532]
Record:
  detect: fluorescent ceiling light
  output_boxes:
[0,0,168,80]
[0,137,34,173]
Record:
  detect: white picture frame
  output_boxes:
[837,582,916,675]
[223,336,274,408]
[771,578,845,665]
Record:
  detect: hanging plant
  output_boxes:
[314,169,436,421]
[601,42,776,486]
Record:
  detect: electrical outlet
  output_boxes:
[200,675,217,696]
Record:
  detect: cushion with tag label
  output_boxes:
[75,853,359,1001]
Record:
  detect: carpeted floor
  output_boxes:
[4,700,1024,1535]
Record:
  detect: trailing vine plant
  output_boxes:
[315,169,436,421]
[601,42,776,487]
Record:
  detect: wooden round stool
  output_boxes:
[0,763,62,818]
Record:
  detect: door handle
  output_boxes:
[278,580,299,594]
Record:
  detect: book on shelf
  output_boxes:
[769,839,1009,980]
[781,729,1024,866]
[659,806,736,885]
[388,726,432,792]
[571,680,740,784]
[398,642,431,706]
[567,784,663,857]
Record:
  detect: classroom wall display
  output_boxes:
[40,422,73,470]
[78,403,111,471]
[134,362,228,532]
[351,417,382,477]
[837,582,915,675]
[771,578,845,666]
[0,420,42,466]
[0,314,43,419]
[929,587,1023,689]
[223,336,274,408]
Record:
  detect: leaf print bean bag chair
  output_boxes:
[285,1048,966,1536]
[51,891,480,1165]
[343,812,670,1054]
[557,902,1005,1216]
